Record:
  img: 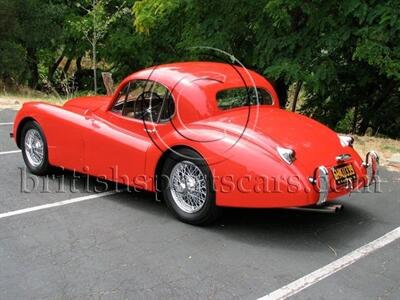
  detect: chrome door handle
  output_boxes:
[144,128,156,133]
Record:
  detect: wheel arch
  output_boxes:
[153,145,207,196]
[16,117,37,148]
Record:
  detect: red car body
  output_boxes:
[12,62,376,208]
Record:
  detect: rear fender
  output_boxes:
[143,126,311,202]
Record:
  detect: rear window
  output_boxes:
[216,87,273,110]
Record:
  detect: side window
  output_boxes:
[158,93,175,122]
[112,83,130,114]
[216,87,273,110]
[141,82,175,123]
[123,80,148,118]
[111,80,175,123]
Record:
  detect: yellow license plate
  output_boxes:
[332,164,357,186]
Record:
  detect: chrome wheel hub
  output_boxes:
[24,129,44,167]
[170,161,207,213]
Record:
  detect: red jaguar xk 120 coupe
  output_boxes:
[12,62,379,224]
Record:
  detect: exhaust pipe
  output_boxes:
[286,204,343,214]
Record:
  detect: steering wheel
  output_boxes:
[135,91,164,121]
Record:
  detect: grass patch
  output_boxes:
[382,144,400,153]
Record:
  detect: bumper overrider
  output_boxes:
[362,151,380,185]
[310,151,379,206]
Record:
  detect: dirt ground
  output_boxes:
[354,136,400,172]
[0,95,65,110]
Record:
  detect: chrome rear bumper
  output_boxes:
[310,150,379,206]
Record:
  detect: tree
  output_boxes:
[73,0,128,94]
[132,0,400,138]
[0,0,25,86]
[0,0,64,88]
[1,0,399,138]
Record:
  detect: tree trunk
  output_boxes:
[48,51,65,82]
[273,78,289,109]
[102,72,114,95]
[26,47,39,89]
[291,81,302,112]
[92,0,98,95]
[352,103,358,134]
[93,41,97,94]
[74,56,83,90]
[76,56,83,72]
[63,58,72,75]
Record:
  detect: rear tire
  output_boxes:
[20,121,51,175]
[161,148,220,225]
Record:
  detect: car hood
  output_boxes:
[63,95,111,111]
[194,106,351,172]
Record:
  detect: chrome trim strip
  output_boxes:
[336,153,351,163]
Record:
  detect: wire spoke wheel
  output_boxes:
[169,160,208,214]
[24,128,44,168]
[161,148,220,225]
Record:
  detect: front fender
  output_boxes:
[13,102,52,147]
[13,102,86,170]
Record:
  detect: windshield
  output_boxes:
[216,87,273,110]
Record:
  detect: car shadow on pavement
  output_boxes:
[109,188,374,255]
[211,204,373,253]
[47,169,381,255]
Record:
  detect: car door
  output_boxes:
[83,79,174,190]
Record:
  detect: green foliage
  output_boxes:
[335,108,355,134]
[0,0,66,87]
[132,0,180,33]
[353,0,400,80]
[129,0,399,138]
[68,0,130,48]
[0,41,27,83]
[0,0,399,138]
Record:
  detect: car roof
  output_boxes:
[126,61,272,91]
[113,62,280,121]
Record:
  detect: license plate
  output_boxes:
[332,164,356,186]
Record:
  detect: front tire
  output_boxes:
[161,148,220,225]
[21,121,51,175]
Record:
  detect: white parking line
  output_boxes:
[0,150,21,155]
[258,226,400,300]
[0,191,118,220]
[0,122,13,126]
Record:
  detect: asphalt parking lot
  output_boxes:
[0,108,399,300]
